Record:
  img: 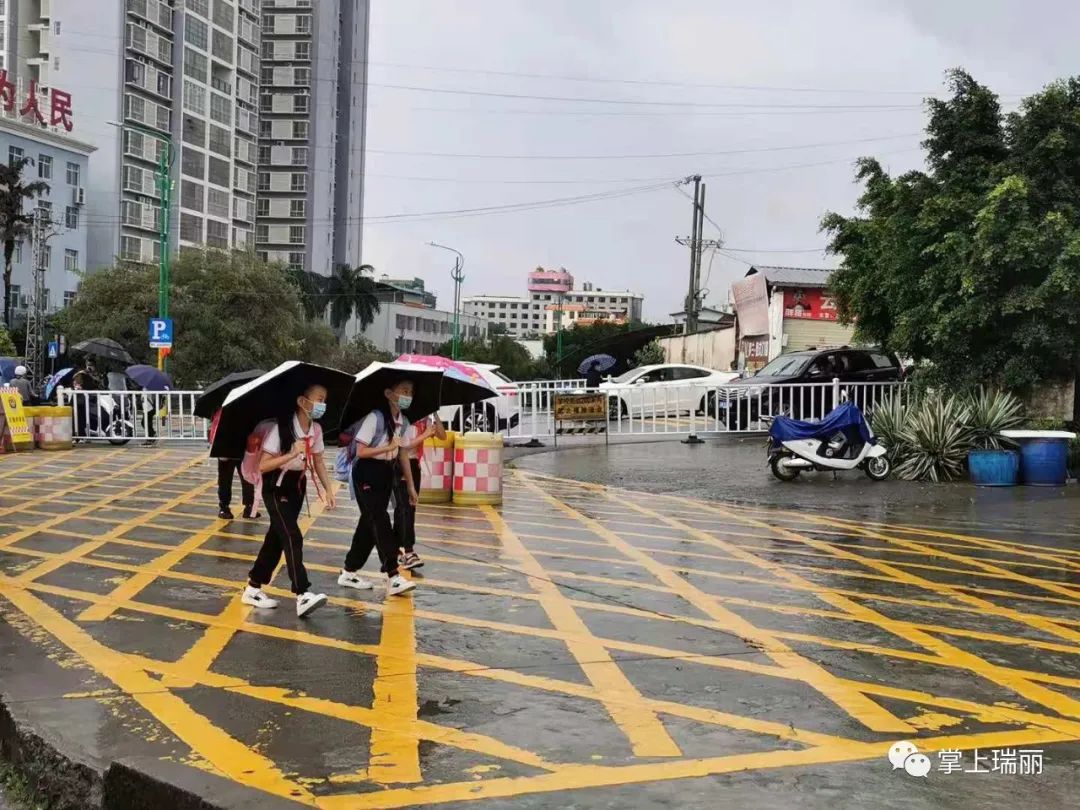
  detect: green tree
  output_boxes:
[54,248,311,387]
[0,157,49,328]
[288,264,382,331]
[823,69,1080,395]
[327,335,393,374]
[435,334,540,380]
[327,264,381,330]
[632,339,666,367]
[0,325,16,355]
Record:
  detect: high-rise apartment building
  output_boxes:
[5,0,369,278]
[256,0,368,276]
[37,0,259,270]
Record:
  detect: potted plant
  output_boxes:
[965,389,1024,486]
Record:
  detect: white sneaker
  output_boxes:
[296,592,328,617]
[241,586,278,609]
[387,575,416,596]
[337,569,375,590]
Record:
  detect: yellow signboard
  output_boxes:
[0,388,32,448]
[554,393,607,423]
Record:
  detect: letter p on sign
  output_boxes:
[149,318,173,349]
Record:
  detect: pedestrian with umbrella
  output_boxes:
[126,364,171,447]
[335,361,442,596]
[211,361,352,618]
[579,353,615,389]
[196,370,265,520]
[393,355,497,570]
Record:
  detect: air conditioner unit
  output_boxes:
[73,186,85,206]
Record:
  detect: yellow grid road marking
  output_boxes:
[483,505,681,757]
[517,476,915,735]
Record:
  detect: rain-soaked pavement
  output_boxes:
[0,444,1078,808]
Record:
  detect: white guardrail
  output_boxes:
[56,378,908,445]
[61,389,207,443]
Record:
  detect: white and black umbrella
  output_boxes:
[209,361,353,459]
[337,361,444,431]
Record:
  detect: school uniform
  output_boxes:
[210,409,254,513]
[393,418,427,553]
[248,415,323,595]
[343,409,406,576]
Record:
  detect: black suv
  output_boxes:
[715,347,903,428]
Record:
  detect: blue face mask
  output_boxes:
[397,394,413,410]
[309,401,327,420]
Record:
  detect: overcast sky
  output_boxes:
[361,0,1080,320]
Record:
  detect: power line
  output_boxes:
[366,81,927,110]
[365,60,950,96]
[366,132,918,161]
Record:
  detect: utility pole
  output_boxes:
[676,176,721,334]
[428,242,464,359]
[156,138,172,371]
[555,289,565,379]
[24,208,54,389]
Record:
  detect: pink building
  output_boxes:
[527,267,574,295]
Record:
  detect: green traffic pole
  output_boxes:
[156,140,172,371]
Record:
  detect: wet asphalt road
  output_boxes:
[0,444,1078,809]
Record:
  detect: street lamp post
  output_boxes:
[110,121,174,370]
[428,242,465,359]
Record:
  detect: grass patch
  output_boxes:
[0,758,44,810]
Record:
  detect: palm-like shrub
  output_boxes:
[895,395,973,482]
[870,395,912,464]
[965,389,1024,449]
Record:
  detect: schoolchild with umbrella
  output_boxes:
[336,362,442,596]
[196,370,265,519]
[211,362,352,618]
[392,355,497,571]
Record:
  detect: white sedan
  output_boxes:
[600,364,739,418]
[438,362,521,432]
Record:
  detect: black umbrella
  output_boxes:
[194,369,266,419]
[209,361,354,459]
[72,338,135,365]
[338,361,444,431]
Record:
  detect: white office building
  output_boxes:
[464,268,644,338]
[350,280,487,356]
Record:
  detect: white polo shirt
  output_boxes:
[262,415,324,471]
[355,410,405,461]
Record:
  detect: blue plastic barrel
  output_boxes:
[967,449,1019,487]
[1018,439,1068,487]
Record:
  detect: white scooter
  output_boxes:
[766,403,891,482]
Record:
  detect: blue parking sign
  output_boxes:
[149,317,173,349]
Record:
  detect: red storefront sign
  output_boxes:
[783,288,838,321]
[0,72,74,131]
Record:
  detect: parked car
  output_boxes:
[438,362,521,432]
[717,347,903,427]
[600,364,739,418]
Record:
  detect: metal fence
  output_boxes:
[603,379,909,439]
[55,378,908,445]
[62,389,207,444]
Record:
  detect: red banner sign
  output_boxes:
[0,72,73,131]
[783,288,838,321]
